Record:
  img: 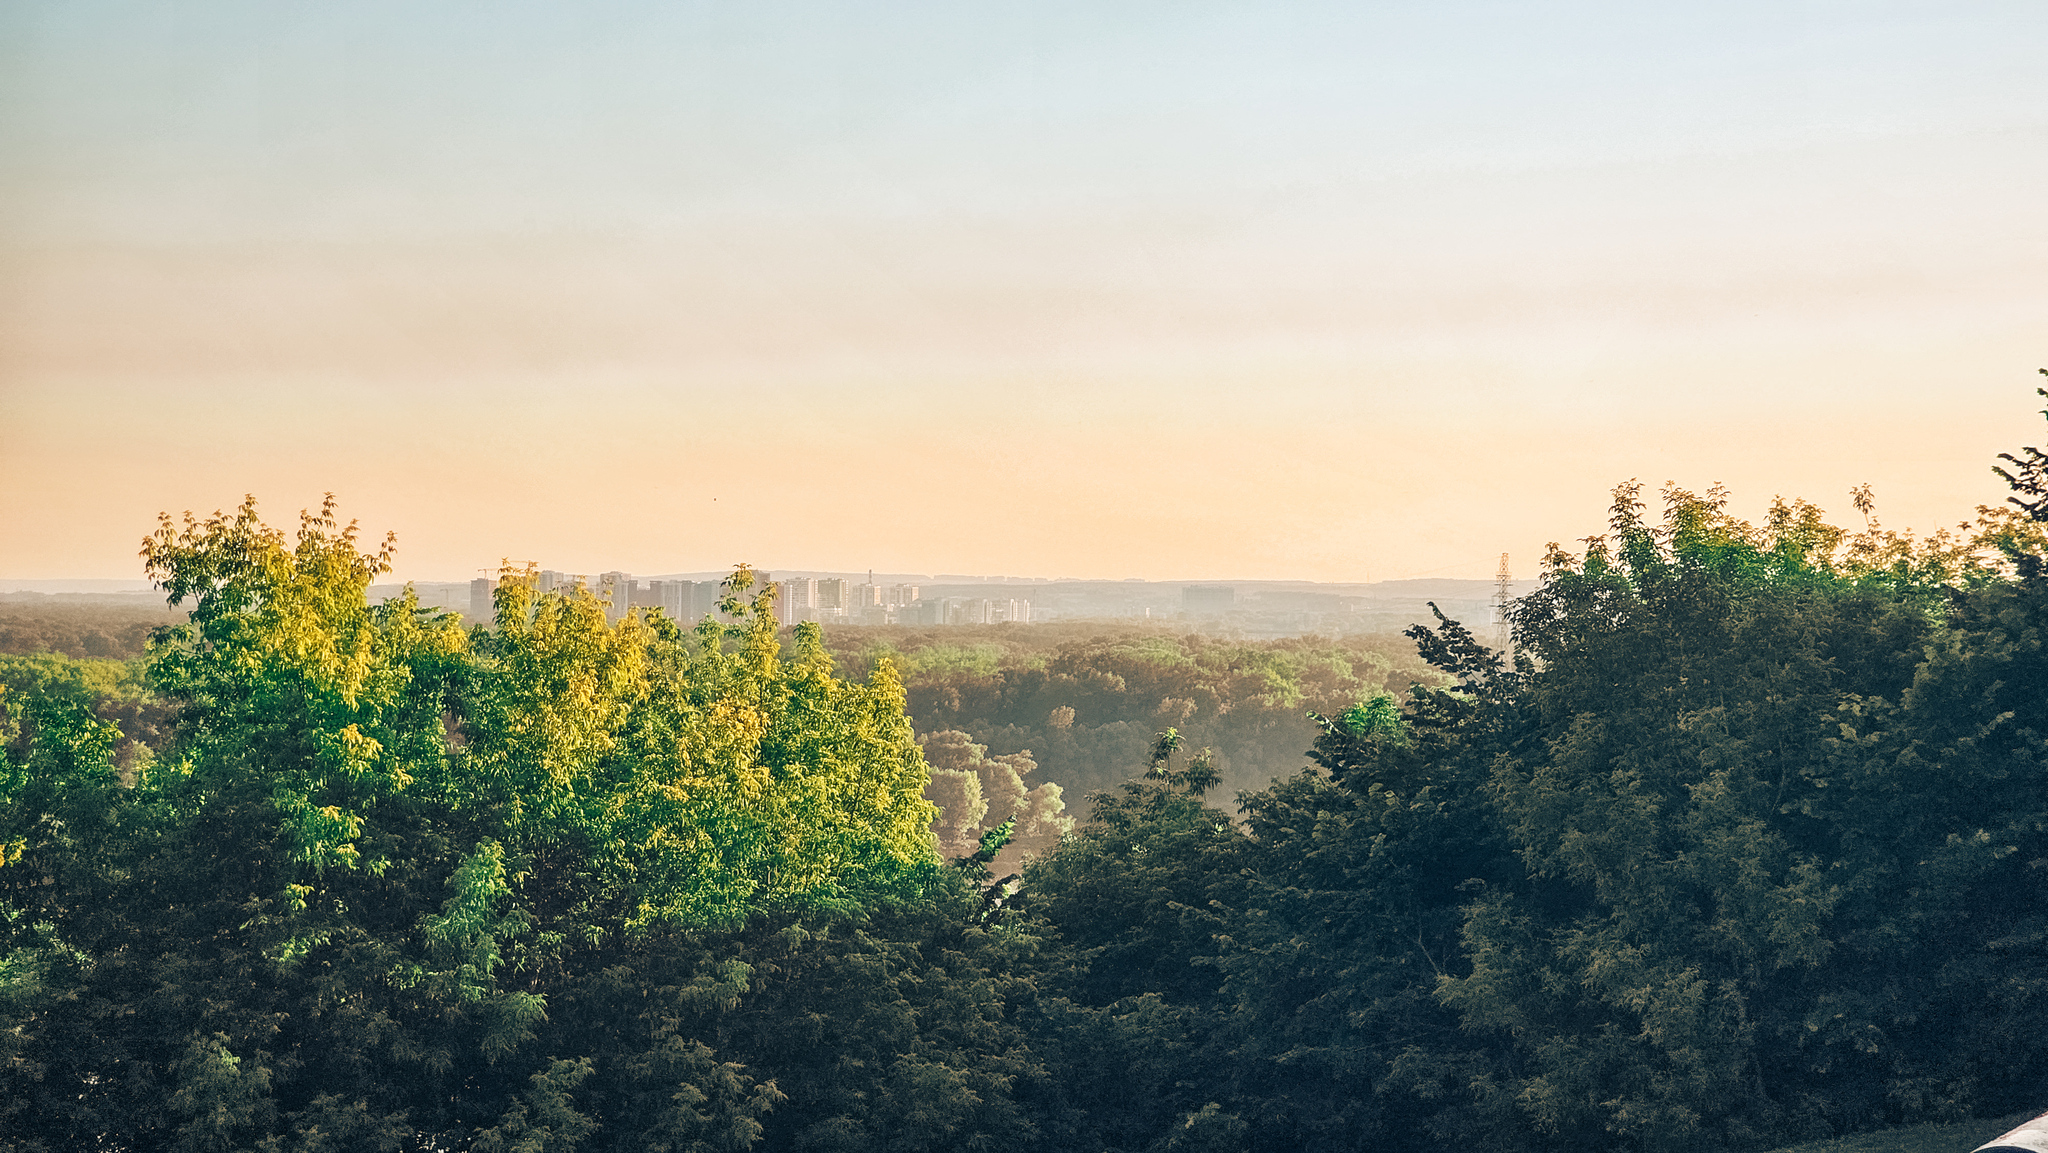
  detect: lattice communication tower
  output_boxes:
[1493,553,1512,650]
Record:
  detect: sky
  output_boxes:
[3,0,2046,584]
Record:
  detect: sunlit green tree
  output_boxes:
[0,498,955,1151]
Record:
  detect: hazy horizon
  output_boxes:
[5,1,2045,584]
[0,573,1540,589]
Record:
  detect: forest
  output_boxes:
[10,400,2048,1152]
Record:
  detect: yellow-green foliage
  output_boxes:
[138,500,937,934]
[0,506,953,1150]
[0,652,171,772]
[464,566,938,929]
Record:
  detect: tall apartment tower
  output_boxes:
[598,571,633,623]
[693,581,722,620]
[777,577,817,625]
[469,577,495,623]
[854,582,921,611]
[647,579,694,622]
[816,578,848,618]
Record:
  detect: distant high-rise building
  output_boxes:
[817,578,848,617]
[469,577,495,622]
[844,581,918,623]
[855,582,920,610]
[598,571,633,623]
[1183,585,1236,615]
[943,598,997,625]
[646,580,694,621]
[694,581,723,620]
[777,577,817,625]
[791,577,817,608]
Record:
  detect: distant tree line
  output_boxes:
[0,600,186,659]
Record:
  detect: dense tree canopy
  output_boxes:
[0,499,948,1150]
[15,394,2048,1152]
[1006,475,2048,1153]
[825,625,1449,799]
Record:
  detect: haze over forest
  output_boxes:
[7,3,2048,1152]
[13,430,2048,1150]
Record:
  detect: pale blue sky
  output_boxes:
[8,2,2043,240]
[3,1,2045,580]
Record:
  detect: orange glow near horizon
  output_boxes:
[3,3,2045,584]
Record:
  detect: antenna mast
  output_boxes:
[1493,553,1512,650]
